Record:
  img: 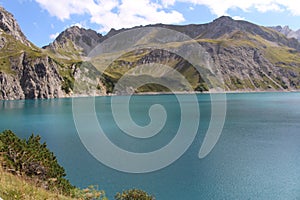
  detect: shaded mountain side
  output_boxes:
[0,4,300,100]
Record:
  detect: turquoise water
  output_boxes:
[1,93,300,199]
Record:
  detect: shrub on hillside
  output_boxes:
[115,188,155,200]
[0,130,74,195]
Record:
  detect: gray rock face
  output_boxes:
[0,6,32,47]
[201,42,298,91]
[1,4,300,100]
[0,6,68,100]
[270,25,300,41]
[0,72,24,100]
[18,54,64,99]
[44,26,104,56]
[0,53,65,100]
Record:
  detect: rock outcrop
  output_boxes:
[1,5,300,99]
[0,53,65,100]
[0,6,32,47]
[44,26,104,57]
[0,72,24,100]
[0,7,68,100]
[270,25,300,41]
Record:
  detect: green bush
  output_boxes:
[115,188,155,200]
[0,130,74,195]
[61,76,74,94]
[0,130,154,199]
[71,185,108,200]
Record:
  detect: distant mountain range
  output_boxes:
[0,6,300,100]
[270,25,300,41]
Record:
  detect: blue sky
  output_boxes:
[1,0,300,47]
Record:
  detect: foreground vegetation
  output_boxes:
[0,166,73,200]
[0,130,154,200]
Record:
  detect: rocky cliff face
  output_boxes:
[0,53,65,100]
[89,17,300,93]
[14,53,64,99]
[0,6,107,100]
[1,5,300,100]
[0,6,66,100]
[0,72,24,100]
[0,6,32,47]
[201,42,298,91]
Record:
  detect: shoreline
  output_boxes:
[2,89,300,101]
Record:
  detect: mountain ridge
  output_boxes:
[270,25,300,41]
[0,6,300,100]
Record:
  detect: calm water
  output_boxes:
[1,93,300,199]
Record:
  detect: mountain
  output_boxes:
[43,26,104,58]
[270,25,300,41]
[0,7,32,47]
[0,7,106,100]
[0,7,63,100]
[73,16,300,92]
[0,6,300,100]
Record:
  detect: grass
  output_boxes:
[263,46,300,65]
[0,32,43,74]
[0,166,73,200]
[0,130,109,200]
[2,25,299,94]
[45,39,83,60]
[93,47,210,93]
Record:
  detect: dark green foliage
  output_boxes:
[61,76,74,94]
[195,82,209,92]
[71,185,108,200]
[101,73,115,94]
[0,130,74,195]
[115,189,155,200]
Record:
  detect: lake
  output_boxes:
[1,92,300,199]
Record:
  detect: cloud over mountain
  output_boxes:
[35,0,184,32]
[35,0,300,34]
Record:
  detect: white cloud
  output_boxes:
[70,22,86,29]
[35,0,184,33]
[35,0,90,20]
[161,0,300,16]
[232,16,245,20]
[35,0,300,33]
[49,32,59,40]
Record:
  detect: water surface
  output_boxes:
[1,93,300,199]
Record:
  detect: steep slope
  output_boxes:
[0,7,64,99]
[84,17,300,92]
[104,16,300,50]
[43,26,104,58]
[1,4,300,100]
[0,6,32,47]
[0,7,106,100]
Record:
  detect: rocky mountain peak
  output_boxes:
[276,25,292,34]
[45,26,104,56]
[0,6,31,47]
[212,16,234,23]
[1,4,300,100]
[270,25,300,41]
